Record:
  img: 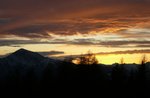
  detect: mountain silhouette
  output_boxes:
[6,48,45,64]
[0,48,63,80]
[11,48,44,58]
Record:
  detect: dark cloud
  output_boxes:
[0,17,149,38]
[136,45,150,48]
[117,28,150,38]
[49,39,150,48]
[100,41,150,46]
[1,20,113,38]
[0,39,49,46]
[38,51,65,56]
[0,0,150,51]
[66,39,150,48]
[99,40,150,48]
[1,38,150,48]
[0,0,150,38]
[97,49,150,55]
[0,18,12,25]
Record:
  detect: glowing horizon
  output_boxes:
[96,53,150,64]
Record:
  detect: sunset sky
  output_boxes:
[0,0,150,64]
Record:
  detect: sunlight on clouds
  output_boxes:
[127,28,150,34]
[0,35,30,40]
[100,27,125,34]
[49,31,124,42]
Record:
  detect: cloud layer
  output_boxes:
[0,0,150,38]
[97,49,150,55]
[0,0,150,53]
[38,51,65,57]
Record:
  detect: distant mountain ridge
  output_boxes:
[5,48,46,65]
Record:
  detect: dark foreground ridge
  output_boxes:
[0,49,149,97]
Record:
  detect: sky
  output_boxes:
[0,0,150,64]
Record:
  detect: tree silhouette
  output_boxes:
[141,54,147,65]
[78,50,98,65]
[120,57,124,64]
[136,55,147,97]
[138,55,147,81]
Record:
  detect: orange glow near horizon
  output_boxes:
[96,53,150,64]
[0,44,150,65]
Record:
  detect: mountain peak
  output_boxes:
[17,48,29,52]
[14,48,31,53]
[7,48,45,63]
[11,48,37,57]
